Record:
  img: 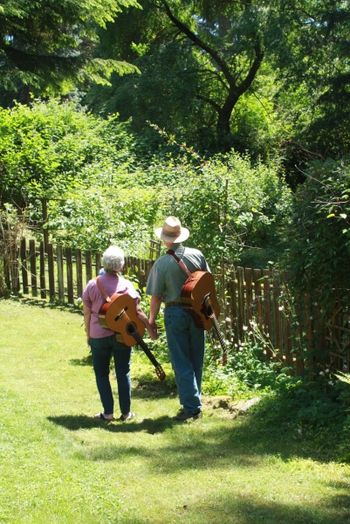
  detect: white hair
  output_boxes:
[102,246,125,273]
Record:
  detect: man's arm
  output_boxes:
[149,295,162,335]
[136,304,158,340]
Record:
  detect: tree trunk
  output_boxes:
[217,89,240,150]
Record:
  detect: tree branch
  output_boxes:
[235,39,264,97]
[159,0,236,86]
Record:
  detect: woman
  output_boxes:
[82,245,154,422]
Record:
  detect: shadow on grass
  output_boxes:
[8,295,81,314]
[69,354,93,366]
[48,414,175,434]
[50,379,350,472]
[49,389,349,466]
[132,372,177,399]
[141,391,350,472]
[190,491,350,524]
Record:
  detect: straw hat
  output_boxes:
[155,216,190,243]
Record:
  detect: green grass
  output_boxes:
[0,298,350,523]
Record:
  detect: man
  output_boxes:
[146,216,210,421]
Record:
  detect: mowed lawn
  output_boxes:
[0,299,350,524]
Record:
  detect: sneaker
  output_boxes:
[118,412,135,422]
[173,409,202,421]
[94,413,115,422]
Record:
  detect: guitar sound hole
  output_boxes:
[203,304,213,316]
[126,323,136,335]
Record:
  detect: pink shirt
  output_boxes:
[82,273,140,339]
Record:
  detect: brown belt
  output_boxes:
[165,301,190,308]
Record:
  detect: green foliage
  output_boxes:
[0,0,140,101]
[268,0,350,164]
[169,152,293,267]
[284,158,350,310]
[204,319,293,397]
[0,98,134,202]
[47,183,165,254]
[0,99,292,262]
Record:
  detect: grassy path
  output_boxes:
[0,299,350,523]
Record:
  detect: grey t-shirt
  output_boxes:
[146,243,210,303]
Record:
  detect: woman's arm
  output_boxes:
[83,304,91,341]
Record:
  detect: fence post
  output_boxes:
[76,249,83,298]
[39,241,46,299]
[20,238,29,295]
[85,250,92,282]
[56,245,64,303]
[65,247,74,304]
[29,239,37,297]
[47,243,55,302]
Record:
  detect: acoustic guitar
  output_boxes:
[99,293,166,381]
[181,271,227,356]
[167,250,228,357]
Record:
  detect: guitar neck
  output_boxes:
[202,295,227,353]
[211,313,227,354]
[128,326,166,381]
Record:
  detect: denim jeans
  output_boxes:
[89,335,131,416]
[164,306,205,414]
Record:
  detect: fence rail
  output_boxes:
[2,237,350,372]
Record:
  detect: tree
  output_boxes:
[87,1,277,153]
[158,0,264,149]
[0,0,140,103]
[270,0,350,161]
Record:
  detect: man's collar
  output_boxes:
[174,243,185,255]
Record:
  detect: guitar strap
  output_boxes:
[95,276,112,303]
[95,276,126,343]
[167,249,192,277]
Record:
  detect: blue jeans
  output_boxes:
[164,306,205,414]
[89,335,131,416]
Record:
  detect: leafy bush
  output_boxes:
[144,151,293,267]
[203,319,293,397]
[0,98,134,206]
[284,158,350,311]
[0,99,293,264]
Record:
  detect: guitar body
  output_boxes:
[98,290,165,380]
[181,271,220,330]
[99,293,145,346]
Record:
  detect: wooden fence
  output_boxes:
[2,238,154,304]
[2,237,350,372]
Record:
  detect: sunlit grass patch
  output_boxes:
[1,299,350,523]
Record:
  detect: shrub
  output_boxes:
[284,158,350,313]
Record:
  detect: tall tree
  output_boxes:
[158,0,264,149]
[270,0,350,160]
[87,0,274,152]
[0,0,140,104]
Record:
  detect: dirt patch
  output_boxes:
[203,395,261,418]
